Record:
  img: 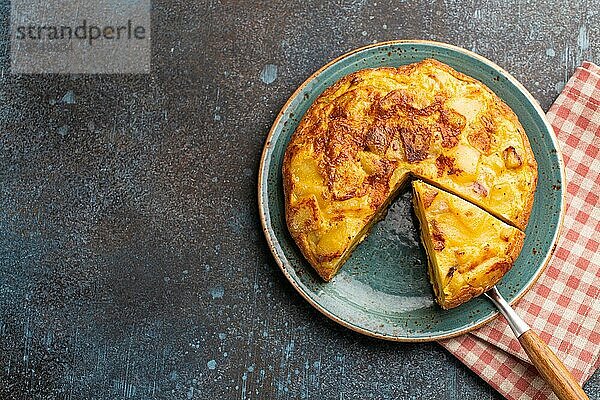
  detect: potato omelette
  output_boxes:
[412,180,525,309]
[282,58,536,307]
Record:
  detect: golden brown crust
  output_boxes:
[440,285,485,310]
[417,60,537,231]
[422,188,438,209]
[283,58,537,280]
[507,230,526,263]
[440,260,513,309]
[513,128,538,230]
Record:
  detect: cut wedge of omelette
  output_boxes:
[283,58,536,286]
[412,180,525,309]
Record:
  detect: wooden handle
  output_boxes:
[519,330,589,400]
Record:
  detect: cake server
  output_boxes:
[484,286,589,400]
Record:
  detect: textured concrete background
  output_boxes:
[0,0,599,399]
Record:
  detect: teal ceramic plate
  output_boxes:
[258,40,565,341]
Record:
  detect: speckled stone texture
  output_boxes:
[0,0,598,399]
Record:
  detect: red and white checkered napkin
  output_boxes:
[439,61,600,400]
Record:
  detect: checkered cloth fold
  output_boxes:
[440,61,600,400]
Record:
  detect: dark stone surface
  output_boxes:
[0,0,598,399]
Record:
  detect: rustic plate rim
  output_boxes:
[257,39,567,342]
